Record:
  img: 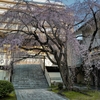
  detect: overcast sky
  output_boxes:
[62,0,76,5]
[32,0,83,5]
[62,0,84,5]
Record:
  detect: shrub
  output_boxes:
[0,80,14,97]
[58,83,63,90]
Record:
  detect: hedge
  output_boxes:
[0,80,14,97]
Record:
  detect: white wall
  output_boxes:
[45,56,53,66]
[0,70,10,81]
[48,72,62,83]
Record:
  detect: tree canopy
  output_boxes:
[0,0,100,89]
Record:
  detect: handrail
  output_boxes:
[40,59,51,86]
[45,68,51,86]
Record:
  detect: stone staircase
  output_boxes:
[12,64,48,89]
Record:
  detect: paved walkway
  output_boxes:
[15,89,68,100]
[13,64,69,100]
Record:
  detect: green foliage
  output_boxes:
[63,91,100,100]
[0,80,14,97]
[50,84,100,100]
[0,91,16,100]
[58,83,63,90]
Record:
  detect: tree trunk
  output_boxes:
[58,39,73,90]
[59,63,72,90]
[10,61,13,82]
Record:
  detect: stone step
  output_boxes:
[14,87,48,89]
[12,64,48,89]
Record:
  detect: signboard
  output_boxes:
[0,53,6,66]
